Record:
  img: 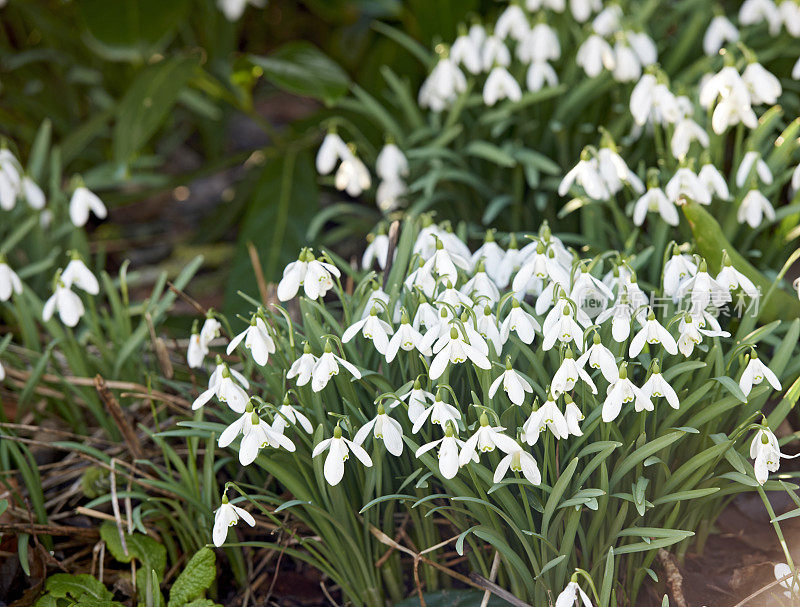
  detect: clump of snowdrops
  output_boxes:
[186,213,799,606]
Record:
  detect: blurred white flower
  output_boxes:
[0,260,22,301]
[577,35,615,77]
[737,189,775,227]
[61,256,99,295]
[217,0,266,21]
[739,0,781,35]
[736,151,773,188]
[742,62,782,104]
[69,186,107,227]
[703,15,739,56]
[633,187,678,226]
[316,132,348,175]
[42,281,85,328]
[483,66,522,106]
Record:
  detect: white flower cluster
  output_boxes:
[419,1,658,110]
[195,217,785,545]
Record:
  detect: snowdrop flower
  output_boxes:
[577,333,618,382]
[489,359,534,405]
[738,189,775,227]
[677,314,703,357]
[542,304,584,351]
[483,66,523,106]
[740,352,781,397]
[191,360,249,413]
[493,442,541,484]
[200,316,221,348]
[471,231,506,280]
[736,151,773,188]
[570,0,601,22]
[522,396,569,443]
[0,259,22,301]
[527,0,565,9]
[518,23,561,63]
[416,423,467,479]
[212,495,255,547]
[458,413,518,465]
[335,147,371,196]
[355,404,404,456]
[612,42,642,83]
[629,73,658,126]
[392,380,435,424]
[476,305,504,356]
[277,249,341,301]
[703,15,739,56]
[69,185,107,227]
[376,143,408,183]
[564,396,584,436]
[21,176,45,210]
[633,187,678,226]
[596,147,644,195]
[311,341,362,392]
[227,317,275,366]
[576,35,615,77]
[385,311,428,363]
[451,29,483,74]
[60,255,99,295]
[526,61,559,91]
[419,55,467,111]
[699,66,757,134]
[570,267,615,314]
[312,424,373,486]
[739,0,782,34]
[287,344,318,387]
[555,579,593,607]
[461,260,500,304]
[742,62,782,105]
[750,426,797,484]
[501,299,540,344]
[272,398,313,435]
[42,278,85,328]
[495,4,529,41]
[677,260,731,311]
[592,5,621,36]
[421,238,470,286]
[481,35,512,71]
[629,311,678,357]
[698,164,730,200]
[0,150,21,210]
[551,350,597,397]
[239,413,296,465]
[187,332,207,369]
[362,227,391,270]
[774,562,800,599]
[663,250,697,300]
[628,31,657,66]
[792,55,800,80]
[559,152,608,200]
[412,391,462,433]
[716,253,758,297]
[671,119,709,160]
[665,168,711,205]
[641,361,679,409]
[316,132,348,175]
[342,307,393,355]
[513,244,569,293]
[602,364,652,422]
[429,326,491,380]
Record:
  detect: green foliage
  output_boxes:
[34,573,123,607]
[167,548,217,607]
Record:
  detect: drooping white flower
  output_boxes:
[461,260,500,304]
[677,260,731,311]
[716,255,759,298]
[481,35,512,71]
[227,317,276,366]
[576,35,615,77]
[458,413,518,466]
[569,0,601,22]
[555,580,593,607]
[742,62,782,105]
[316,132,348,175]
[612,42,642,83]
[596,147,644,195]
[21,176,45,210]
[362,228,391,270]
[272,399,313,435]
[633,187,679,226]
[429,325,491,380]
[577,333,618,383]
[483,66,523,106]
[527,0,565,10]
[239,413,296,465]
[629,311,678,357]
[570,266,615,314]
[0,149,22,210]
[501,298,540,344]
[412,391,462,433]
[698,164,730,201]
[419,56,467,111]
[559,153,609,200]
[663,251,697,300]
[187,332,207,369]
[311,342,362,392]
[476,305,504,356]
[602,365,651,422]
[342,307,394,355]
[0,260,22,301]
[376,143,408,182]
[736,151,773,188]
[495,4,530,41]
[703,15,739,56]
[542,304,585,351]
[69,186,107,227]
[385,312,428,363]
[749,426,797,484]
[277,249,341,301]
[513,242,569,292]
[739,0,782,35]
[665,167,711,205]
[592,5,621,36]
[42,280,85,328]
[526,61,559,92]
[489,359,534,405]
[335,148,371,196]
[737,189,775,228]
[416,423,468,479]
[493,443,541,484]
[355,404,404,456]
[390,381,435,425]
[782,0,800,35]
[641,362,679,409]
[421,237,470,285]
[551,350,597,398]
[630,73,658,126]
[451,30,483,74]
[699,66,756,134]
[564,398,585,436]
[671,119,709,160]
[212,495,255,547]
[191,360,250,413]
[287,344,318,386]
[61,256,99,295]
[522,396,569,443]
[740,352,781,397]
[518,23,561,63]
[312,425,373,486]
